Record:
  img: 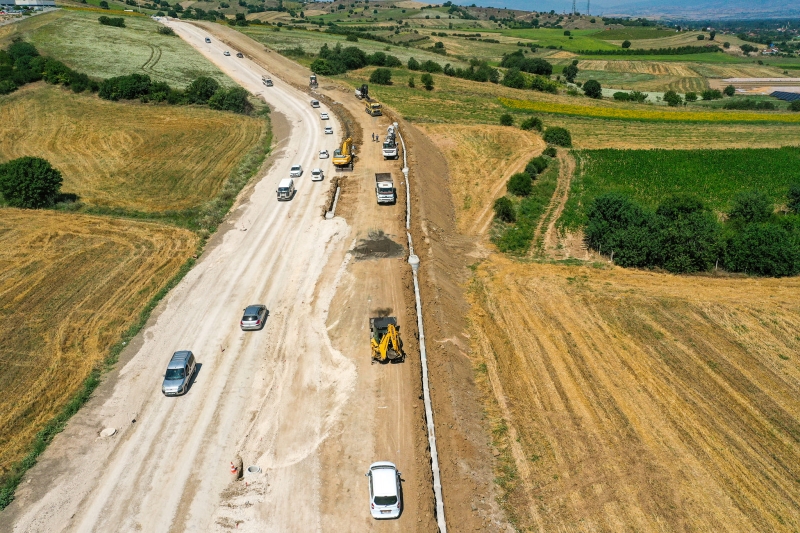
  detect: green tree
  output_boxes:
[507,172,532,196]
[585,192,657,267]
[208,86,252,114]
[562,63,578,83]
[654,195,720,273]
[493,196,515,222]
[0,157,63,209]
[501,67,525,89]
[697,34,705,40]
[723,84,735,97]
[519,116,543,131]
[408,76,415,88]
[499,113,513,126]
[787,183,800,214]
[369,67,392,85]
[663,90,682,107]
[407,56,420,70]
[543,127,572,147]
[525,156,547,175]
[685,91,697,102]
[420,72,434,90]
[790,101,800,112]
[582,79,602,99]
[621,40,631,49]
[723,223,800,277]
[709,30,716,40]
[723,41,730,48]
[728,189,773,225]
[99,0,109,8]
[185,76,220,103]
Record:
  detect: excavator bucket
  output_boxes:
[370,317,404,364]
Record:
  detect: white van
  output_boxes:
[277,178,295,201]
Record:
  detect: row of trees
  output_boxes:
[586,189,800,277]
[494,150,556,223]
[0,41,96,96]
[310,43,401,76]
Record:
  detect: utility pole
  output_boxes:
[587,0,590,15]
[572,0,576,15]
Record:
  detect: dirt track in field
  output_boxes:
[0,210,197,476]
[0,84,264,212]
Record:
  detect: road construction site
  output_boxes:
[0,20,454,533]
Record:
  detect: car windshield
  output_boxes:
[374,495,397,506]
[165,368,185,380]
[291,166,300,171]
[379,187,393,194]
[243,315,258,321]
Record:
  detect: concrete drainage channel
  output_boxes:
[396,125,447,533]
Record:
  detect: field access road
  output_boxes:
[3,19,428,532]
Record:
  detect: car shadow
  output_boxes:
[186,363,202,394]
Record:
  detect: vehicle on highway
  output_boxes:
[324,126,333,135]
[162,351,196,396]
[290,164,303,177]
[366,462,402,519]
[205,37,211,43]
[236,52,243,58]
[262,76,273,87]
[277,178,295,201]
[240,304,268,331]
[310,99,320,108]
[311,168,324,182]
[223,51,231,56]
[319,149,329,159]
[320,112,329,120]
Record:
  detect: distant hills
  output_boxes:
[448,0,800,20]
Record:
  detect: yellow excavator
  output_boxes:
[332,137,354,171]
[370,317,404,364]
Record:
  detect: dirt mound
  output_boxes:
[350,230,405,260]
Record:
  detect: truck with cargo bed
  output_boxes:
[375,173,396,204]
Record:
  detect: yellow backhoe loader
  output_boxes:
[332,137,354,171]
[370,317,404,364]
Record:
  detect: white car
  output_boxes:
[366,462,402,519]
[311,168,324,182]
[320,112,329,120]
[289,164,302,177]
[319,149,329,159]
[223,51,230,56]
[324,126,333,135]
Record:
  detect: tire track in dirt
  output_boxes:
[528,149,574,257]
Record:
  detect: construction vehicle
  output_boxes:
[365,101,382,117]
[355,84,369,100]
[310,74,318,89]
[375,173,396,204]
[382,125,398,160]
[332,137,354,171]
[370,317,404,363]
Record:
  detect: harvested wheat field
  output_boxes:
[420,124,544,235]
[469,257,800,532]
[0,84,265,212]
[0,209,197,475]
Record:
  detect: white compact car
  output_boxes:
[320,112,329,120]
[366,462,402,519]
[311,168,324,182]
[319,149,329,159]
[324,126,333,135]
[223,51,231,56]
[289,164,302,177]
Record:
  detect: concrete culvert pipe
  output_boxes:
[246,465,262,476]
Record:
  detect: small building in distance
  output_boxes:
[14,0,56,9]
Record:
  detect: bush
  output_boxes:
[525,156,548,176]
[629,90,647,103]
[621,40,631,49]
[493,196,515,222]
[654,195,720,273]
[723,222,800,277]
[157,26,175,35]
[507,172,532,196]
[99,0,109,8]
[728,189,773,225]
[208,86,252,114]
[613,91,630,101]
[407,56,420,70]
[520,116,542,131]
[385,55,402,67]
[0,79,17,95]
[562,63,578,83]
[722,99,775,110]
[185,76,220,103]
[583,79,602,99]
[420,72,433,90]
[723,42,730,48]
[543,126,572,147]
[99,73,152,100]
[791,101,800,112]
[685,91,697,102]
[701,89,723,100]
[543,146,557,157]
[697,34,705,40]
[408,76,415,88]
[586,193,657,267]
[98,16,125,27]
[369,67,392,85]
[663,90,682,107]
[501,67,525,89]
[420,60,443,73]
[0,156,63,209]
[788,183,800,214]
[499,113,513,126]
[346,34,359,42]
[723,84,735,97]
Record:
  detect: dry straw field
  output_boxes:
[0,210,198,474]
[0,84,265,212]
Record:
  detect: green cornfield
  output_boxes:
[560,147,800,229]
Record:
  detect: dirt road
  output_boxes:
[2,20,429,532]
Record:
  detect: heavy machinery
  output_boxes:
[310,74,318,89]
[370,317,404,363]
[365,101,382,116]
[382,125,398,159]
[355,84,369,100]
[332,137,354,171]
[375,173,396,204]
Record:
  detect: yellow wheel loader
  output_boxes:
[370,317,404,364]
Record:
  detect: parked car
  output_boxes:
[311,168,324,182]
[223,51,231,56]
[277,178,295,201]
[240,304,268,330]
[319,149,329,159]
[236,52,243,58]
[162,351,196,396]
[324,126,333,135]
[320,112,329,120]
[205,37,211,43]
[366,462,402,519]
[290,164,303,177]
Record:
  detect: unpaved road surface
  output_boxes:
[2,20,430,532]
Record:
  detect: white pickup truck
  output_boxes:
[375,173,396,204]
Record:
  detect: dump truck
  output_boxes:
[355,84,369,100]
[382,126,398,159]
[370,317,404,363]
[365,101,382,116]
[333,137,354,171]
[375,173,396,204]
[309,74,318,89]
